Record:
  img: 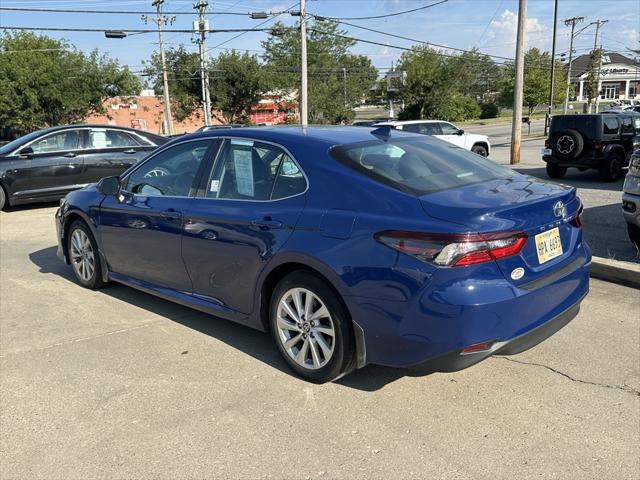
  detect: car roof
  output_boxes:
[179,125,422,147]
[377,120,446,125]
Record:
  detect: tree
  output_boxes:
[0,31,140,132]
[209,51,266,123]
[262,20,378,124]
[446,49,503,101]
[499,47,568,116]
[584,48,602,110]
[143,46,201,122]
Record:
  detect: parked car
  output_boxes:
[542,113,640,181]
[197,124,243,132]
[375,120,491,156]
[0,125,168,209]
[622,137,640,248]
[55,126,590,383]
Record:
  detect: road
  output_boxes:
[465,121,639,264]
[1,206,639,479]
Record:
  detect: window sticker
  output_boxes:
[230,139,254,147]
[233,149,254,197]
[91,131,108,148]
[210,179,219,192]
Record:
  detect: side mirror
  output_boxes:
[97,176,121,196]
[457,129,465,135]
[18,147,34,159]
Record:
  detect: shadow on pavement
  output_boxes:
[29,245,421,391]
[2,201,59,213]
[514,166,626,192]
[580,204,639,263]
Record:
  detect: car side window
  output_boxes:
[603,117,619,135]
[124,140,211,197]
[402,124,423,134]
[206,139,304,200]
[439,122,459,135]
[88,129,143,149]
[30,130,80,153]
[621,117,635,135]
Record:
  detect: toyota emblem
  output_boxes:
[553,201,565,218]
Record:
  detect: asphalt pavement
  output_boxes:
[466,120,639,264]
[1,206,639,479]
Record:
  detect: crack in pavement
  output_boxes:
[496,357,640,397]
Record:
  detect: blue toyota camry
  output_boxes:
[56,126,590,383]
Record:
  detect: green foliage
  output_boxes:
[584,48,602,105]
[499,48,568,115]
[479,102,500,119]
[262,20,378,124]
[143,46,201,122]
[0,31,140,132]
[395,46,483,121]
[209,51,267,123]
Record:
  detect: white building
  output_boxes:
[570,52,640,102]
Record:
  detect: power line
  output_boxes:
[0,6,287,16]
[311,0,448,21]
[0,25,290,34]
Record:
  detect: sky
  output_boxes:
[0,0,638,77]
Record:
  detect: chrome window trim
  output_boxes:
[195,136,309,203]
[86,127,157,148]
[8,127,158,157]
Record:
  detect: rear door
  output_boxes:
[182,138,306,314]
[81,128,155,183]
[9,128,84,200]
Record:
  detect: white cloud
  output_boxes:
[481,9,551,57]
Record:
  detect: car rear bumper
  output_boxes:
[543,154,601,167]
[344,243,591,370]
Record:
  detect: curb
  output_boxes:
[589,256,640,289]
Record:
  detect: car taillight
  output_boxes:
[544,138,550,148]
[570,203,584,228]
[593,139,603,151]
[375,230,528,267]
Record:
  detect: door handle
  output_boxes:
[63,152,76,158]
[123,149,137,154]
[160,209,181,220]
[251,218,283,230]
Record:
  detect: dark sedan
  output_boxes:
[0,125,168,209]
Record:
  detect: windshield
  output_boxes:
[0,130,48,155]
[330,137,513,196]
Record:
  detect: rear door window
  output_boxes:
[603,117,620,135]
[330,137,513,196]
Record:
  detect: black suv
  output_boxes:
[543,113,640,181]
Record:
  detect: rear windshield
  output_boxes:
[330,137,514,196]
[550,116,597,138]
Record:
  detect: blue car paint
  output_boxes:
[57,126,590,370]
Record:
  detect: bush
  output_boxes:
[480,103,500,119]
[450,96,481,122]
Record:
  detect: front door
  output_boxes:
[10,129,84,200]
[182,138,307,314]
[435,122,467,149]
[98,139,214,291]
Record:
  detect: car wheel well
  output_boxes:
[472,142,489,150]
[62,212,85,259]
[259,263,351,332]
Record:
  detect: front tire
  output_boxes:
[627,223,640,249]
[546,163,567,179]
[0,185,6,211]
[67,220,104,289]
[599,155,622,182]
[270,271,355,383]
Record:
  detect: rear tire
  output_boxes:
[67,220,105,290]
[627,223,640,249]
[546,163,567,179]
[0,186,6,211]
[553,129,584,160]
[269,271,355,383]
[471,144,488,157]
[599,154,623,182]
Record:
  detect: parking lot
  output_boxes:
[1,200,639,478]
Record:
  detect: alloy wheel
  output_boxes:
[276,288,336,370]
[69,228,95,282]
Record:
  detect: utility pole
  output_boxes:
[195,0,212,126]
[300,0,308,126]
[143,0,175,135]
[563,16,584,113]
[593,19,608,113]
[342,67,347,108]
[544,0,558,136]
[510,0,527,165]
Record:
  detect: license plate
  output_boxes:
[535,227,563,264]
[542,148,552,156]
